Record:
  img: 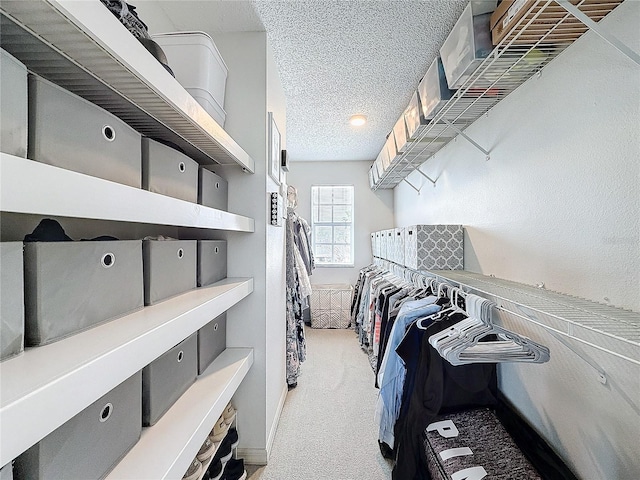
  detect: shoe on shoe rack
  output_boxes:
[222,402,236,425]
[222,427,239,450]
[212,427,239,463]
[221,458,247,480]
[211,438,233,466]
[209,415,229,442]
[197,437,216,462]
[182,459,202,480]
[207,460,224,480]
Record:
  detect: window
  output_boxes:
[311,185,354,266]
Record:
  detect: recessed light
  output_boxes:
[349,115,367,126]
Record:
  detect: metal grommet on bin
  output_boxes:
[101,253,115,268]
[99,403,113,422]
[177,248,184,259]
[177,350,184,362]
[102,125,116,142]
[178,161,186,173]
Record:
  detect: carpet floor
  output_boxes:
[246,327,392,480]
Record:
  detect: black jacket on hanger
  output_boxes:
[392,313,498,480]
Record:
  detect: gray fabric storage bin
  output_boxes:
[424,408,541,480]
[23,241,143,346]
[197,240,227,287]
[143,333,197,426]
[197,312,226,375]
[1,243,24,361]
[28,75,141,188]
[0,462,12,480]
[14,371,142,480]
[0,49,27,157]
[198,167,228,211]
[404,225,464,271]
[142,137,199,202]
[143,240,197,305]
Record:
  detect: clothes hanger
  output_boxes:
[428,293,550,365]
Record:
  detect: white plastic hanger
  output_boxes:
[428,293,550,365]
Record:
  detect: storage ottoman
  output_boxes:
[1,242,24,360]
[23,241,143,346]
[424,408,541,480]
[143,240,197,305]
[310,284,353,329]
[28,75,141,188]
[143,333,198,426]
[14,371,142,480]
[142,137,199,202]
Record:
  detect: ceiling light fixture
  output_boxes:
[349,115,367,126]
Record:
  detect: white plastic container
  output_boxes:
[418,56,455,120]
[439,1,496,89]
[152,31,228,127]
[392,113,409,153]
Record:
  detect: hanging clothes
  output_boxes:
[284,186,314,388]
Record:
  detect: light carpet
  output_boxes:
[246,327,392,480]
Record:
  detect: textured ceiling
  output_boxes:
[138,0,469,162]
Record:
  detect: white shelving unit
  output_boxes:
[0,154,255,232]
[107,349,252,480]
[196,413,238,480]
[0,0,255,172]
[0,278,253,465]
[372,0,626,190]
[0,0,259,476]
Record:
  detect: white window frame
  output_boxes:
[311,184,355,267]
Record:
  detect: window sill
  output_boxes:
[316,264,355,268]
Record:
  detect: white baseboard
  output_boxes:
[243,384,288,466]
[237,448,268,465]
[267,384,288,457]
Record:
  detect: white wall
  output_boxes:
[394,3,639,479]
[211,31,287,465]
[287,160,394,285]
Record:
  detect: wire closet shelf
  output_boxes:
[373,0,625,190]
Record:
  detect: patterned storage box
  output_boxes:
[391,227,405,266]
[424,408,541,480]
[374,231,382,258]
[404,225,464,270]
[310,284,353,329]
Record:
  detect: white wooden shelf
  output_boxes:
[0,277,253,465]
[0,0,255,172]
[0,154,255,233]
[107,349,252,480]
